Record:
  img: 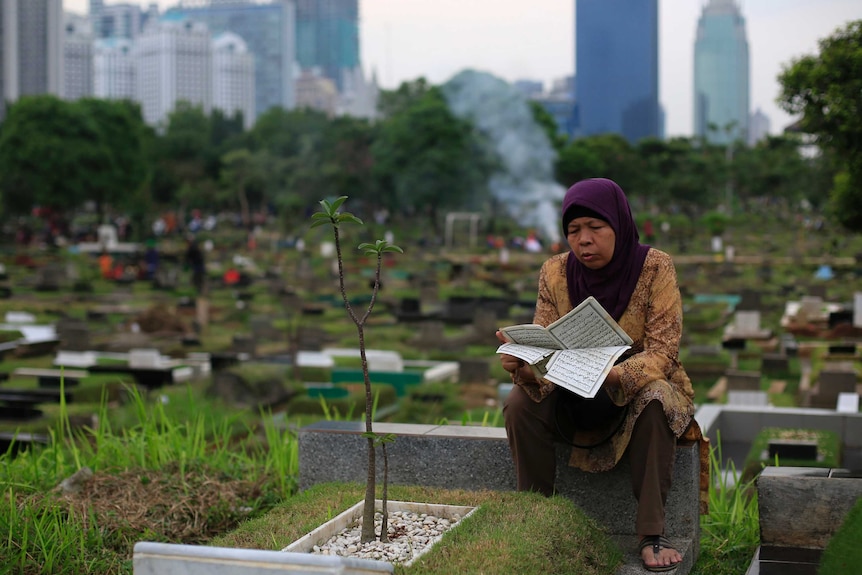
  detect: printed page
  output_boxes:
[546,297,632,350]
[542,345,630,399]
[495,342,556,365]
[498,324,564,350]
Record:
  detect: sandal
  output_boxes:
[638,535,680,572]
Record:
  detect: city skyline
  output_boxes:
[65,0,862,138]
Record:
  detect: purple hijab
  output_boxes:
[562,178,650,321]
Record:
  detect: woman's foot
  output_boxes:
[638,535,682,572]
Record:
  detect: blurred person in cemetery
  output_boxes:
[496,178,704,572]
[98,249,114,279]
[185,236,206,295]
[143,240,160,280]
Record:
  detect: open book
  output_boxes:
[496,296,633,399]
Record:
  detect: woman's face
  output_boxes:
[566,216,616,269]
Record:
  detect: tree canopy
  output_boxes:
[778,19,862,231]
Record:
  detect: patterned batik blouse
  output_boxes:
[515,248,709,513]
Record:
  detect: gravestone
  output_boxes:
[807,284,828,300]
[779,333,799,357]
[129,348,162,369]
[730,310,768,337]
[797,296,824,322]
[444,296,476,324]
[761,353,790,376]
[727,391,769,407]
[412,321,446,349]
[55,318,91,351]
[687,344,722,357]
[35,264,65,292]
[737,289,762,311]
[397,297,422,320]
[295,326,328,352]
[724,369,762,391]
[827,342,857,357]
[768,439,818,461]
[814,370,857,407]
[472,309,499,343]
[250,317,281,341]
[153,267,179,290]
[836,392,860,413]
[231,335,256,357]
[419,282,440,307]
[458,359,490,384]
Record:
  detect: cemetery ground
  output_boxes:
[0,214,861,574]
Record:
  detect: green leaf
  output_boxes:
[330,195,349,212]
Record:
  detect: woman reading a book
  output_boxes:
[497,177,704,572]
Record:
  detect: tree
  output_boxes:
[778,20,862,231]
[220,148,270,228]
[0,96,107,215]
[529,101,568,154]
[311,196,401,543]
[372,86,494,232]
[75,98,149,222]
[152,102,214,213]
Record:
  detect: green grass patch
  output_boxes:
[741,427,841,481]
[818,496,862,575]
[692,434,760,575]
[212,482,624,575]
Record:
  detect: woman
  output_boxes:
[498,178,704,572]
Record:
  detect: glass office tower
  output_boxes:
[694,0,750,145]
[295,0,359,92]
[575,0,660,143]
[167,0,296,119]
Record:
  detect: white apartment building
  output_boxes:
[94,37,135,100]
[63,12,93,100]
[0,0,63,118]
[212,32,254,129]
[135,18,211,127]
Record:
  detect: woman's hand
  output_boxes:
[496,330,525,376]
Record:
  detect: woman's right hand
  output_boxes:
[496,330,524,375]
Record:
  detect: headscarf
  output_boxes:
[562,178,650,321]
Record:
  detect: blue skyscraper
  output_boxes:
[295,0,359,92]
[694,0,750,145]
[575,0,661,143]
[166,0,296,119]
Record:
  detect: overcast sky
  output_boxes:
[67,0,862,137]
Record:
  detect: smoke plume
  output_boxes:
[441,69,566,243]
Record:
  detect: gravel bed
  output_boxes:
[309,509,463,565]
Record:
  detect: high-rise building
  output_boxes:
[166,0,296,120]
[135,17,212,126]
[748,107,770,146]
[295,0,358,91]
[89,1,155,41]
[295,69,338,116]
[575,0,660,143]
[94,37,135,100]
[337,66,379,120]
[212,32,255,129]
[0,0,63,119]
[63,12,93,101]
[694,0,750,145]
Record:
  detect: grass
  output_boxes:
[0,374,763,575]
[212,482,624,575]
[740,427,841,482]
[818,496,862,575]
[0,384,299,575]
[691,433,760,575]
[2,213,856,572]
